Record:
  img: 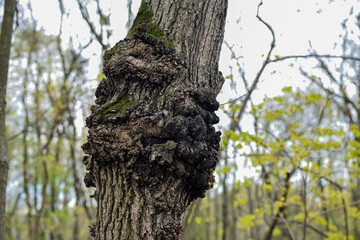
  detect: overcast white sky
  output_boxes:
[219,0,359,102]
[26,0,359,105]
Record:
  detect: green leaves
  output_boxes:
[223,88,358,238]
[349,124,360,138]
[217,66,360,239]
[281,86,292,93]
[305,92,323,104]
[195,217,202,225]
[97,72,106,81]
[239,214,256,227]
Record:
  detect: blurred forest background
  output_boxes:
[3,0,360,239]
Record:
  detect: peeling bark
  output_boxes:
[82,0,228,239]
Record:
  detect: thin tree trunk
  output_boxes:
[230,180,239,240]
[82,0,228,239]
[254,183,261,240]
[264,169,296,240]
[69,113,81,240]
[0,0,16,239]
[206,196,212,240]
[247,184,256,240]
[351,188,359,239]
[5,192,21,239]
[50,129,64,240]
[182,198,202,240]
[55,10,94,223]
[222,149,229,240]
[33,62,50,240]
[352,137,360,240]
[22,56,34,239]
[215,188,220,240]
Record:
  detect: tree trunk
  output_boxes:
[222,149,229,240]
[182,199,202,240]
[0,0,16,239]
[247,184,256,240]
[82,0,227,239]
[206,196,212,240]
[230,170,239,240]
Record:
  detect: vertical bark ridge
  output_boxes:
[91,162,188,239]
[148,0,227,93]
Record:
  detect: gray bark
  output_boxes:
[82,0,228,239]
[0,0,16,239]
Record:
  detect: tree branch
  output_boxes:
[270,54,360,63]
[229,0,276,132]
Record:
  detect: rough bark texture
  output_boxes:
[82,0,227,239]
[0,1,16,239]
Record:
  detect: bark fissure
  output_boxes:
[83,0,228,239]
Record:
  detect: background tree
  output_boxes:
[5,1,96,238]
[0,0,16,239]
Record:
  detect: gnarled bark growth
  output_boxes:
[82,0,227,239]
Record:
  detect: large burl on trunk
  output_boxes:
[82,0,228,239]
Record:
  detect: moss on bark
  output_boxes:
[127,0,173,48]
[101,97,138,118]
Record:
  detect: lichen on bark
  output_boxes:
[82,0,227,239]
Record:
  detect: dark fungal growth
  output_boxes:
[83,18,221,203]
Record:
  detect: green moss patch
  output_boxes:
[104,40,126,59]
[101,97,138,117]
[127,0,173,48]
[127,0,153,38]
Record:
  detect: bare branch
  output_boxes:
[270,54,360,63]
[274,219,328,238]
[220,94,246,106]
[76,0,109,50]
[308,199,360,223]
[229,0,276,132]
